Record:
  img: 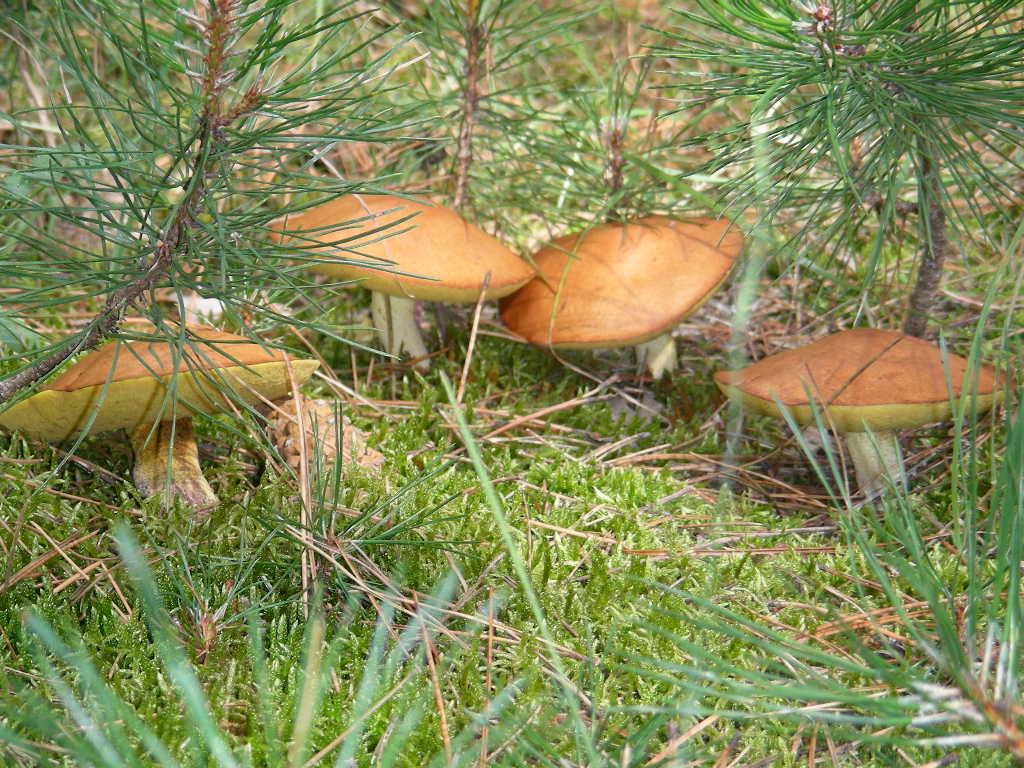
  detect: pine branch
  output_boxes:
[453,2,483,213]
[603,118,626,222]
[902,151,949,339]
[0,0,263,406]
[404,0,583,230]
[656,0,1024,332]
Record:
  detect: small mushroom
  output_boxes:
[0,327,319,508]
[270,194,534,370]
[713,328,1004,495]
[499,217,740,379]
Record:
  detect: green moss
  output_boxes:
[2,0,1022,762]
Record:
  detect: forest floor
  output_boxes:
[1,1,1022,766]
[2,263,1019,765]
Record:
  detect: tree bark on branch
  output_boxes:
[901,151,949,339]
[453,3,483,213]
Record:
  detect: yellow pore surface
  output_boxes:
[0,330,319,442]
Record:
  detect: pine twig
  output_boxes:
[0,0,263,406]
[902,151,949,339]
[453,2,483,212]
[603,118,626,222]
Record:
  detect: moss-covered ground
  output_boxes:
[1,0,1022,764]
[2,264,1020,765]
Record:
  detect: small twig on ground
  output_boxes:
[441,381,616,458]
[421,619,452,762]
[479,586,495,768]
[285,357,314,620]
[645,715,720,766]
[0,527,100,595]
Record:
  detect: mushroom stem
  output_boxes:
[635,333,677,380]
[844,430,905,496]
[371,292,430,371]
[130,418,219,509]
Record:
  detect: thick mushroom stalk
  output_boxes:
[130,419,219,508]
[635,333,678,380]
[371,293,430,372]
[844,430,904,496]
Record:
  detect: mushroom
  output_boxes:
[0,327,319,507]
[270,194,534,370]
[498,216,741,379]
[713,328,1004,495]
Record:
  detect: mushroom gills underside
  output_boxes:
[0,360,320,443]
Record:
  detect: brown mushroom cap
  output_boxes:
[269,194,534,302]
[499,217,738,348]
[714,328,1004,432]
[0,328,319,442]
[646,216,744,260]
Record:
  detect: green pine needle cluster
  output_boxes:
[655,0,1024,334]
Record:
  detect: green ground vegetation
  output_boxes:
[1,1,1022,765]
